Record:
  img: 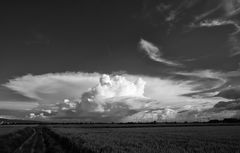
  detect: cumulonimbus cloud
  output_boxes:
[4,72,203,106]
[138,39,182,66]
[3,72,230,122]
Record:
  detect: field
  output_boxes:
[54,125,240,153]
[0,124,240,153]
[0,126,24,135]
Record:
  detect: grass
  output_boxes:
[54,125,240,153]
[0,127,34,153]
[0,126,25,135]
[0,125,239,153]
[42,127,94,153]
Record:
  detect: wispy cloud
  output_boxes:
[222,0,240,17]
[190,19,240,31]
[139,39,182,66]
[189,1,240,57]
[194,0,240,21]
[175,69,240,98]
[0,101,38,110]
[194,4,222,22]
[229,34,240,56]
[175,69,227,82]
[196,19,240,57]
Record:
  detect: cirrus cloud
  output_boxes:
[138,39,182,67]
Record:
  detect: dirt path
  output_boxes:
[1,126,93,153]
[13,128,37,153]
[12,127,65,153]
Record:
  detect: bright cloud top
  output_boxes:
[95,74,145,99]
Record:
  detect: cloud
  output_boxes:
[4,72,204,106]
[123,108,178,122]
[194,4,222,22]
[200,20,239,29]
[0,109,31,120]
[188,0,240,57]
[175,69,227,91]
[194,0,240,22]
[29,113,47,119]
[175,69,225,80]
[138,39,182,66]
[3,72,100,103]
[94,74,145,99]
[4,72,230,122]
[174,69,240,100]
[27,74,227,122]
[222,0,240,17]
[0,101,38,110]
[175,69,240,85]
[216,87,240,99]
[213,100,240,110]
[229,35,240,56]
[190,19,240,32]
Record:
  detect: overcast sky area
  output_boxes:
[1,0,240,122]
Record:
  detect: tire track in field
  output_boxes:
[10,126,92,153]
[30,128,46,153]
[13,128,36,153]
[13,127,68,153]
[13,127,47,153]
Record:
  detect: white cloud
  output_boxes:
[4,72,198,105]
[139,39,182,66]
[175,69,228,92]
[29,113,47,119]
[3,72,230,122]
[95,74,145,100]
[200,20,235,27]
[4,72,100,103]
[4,72,227,106]
[191,19,240,32]
[123,108,178,122]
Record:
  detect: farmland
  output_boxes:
[54,125,240,153]
[0,126,25,135]
[0,125,240,153]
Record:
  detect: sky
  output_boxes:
[1,0,240,122]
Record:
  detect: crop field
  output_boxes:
[54,125,240,153]
[0,126,24,135]
[0,125,240,153]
